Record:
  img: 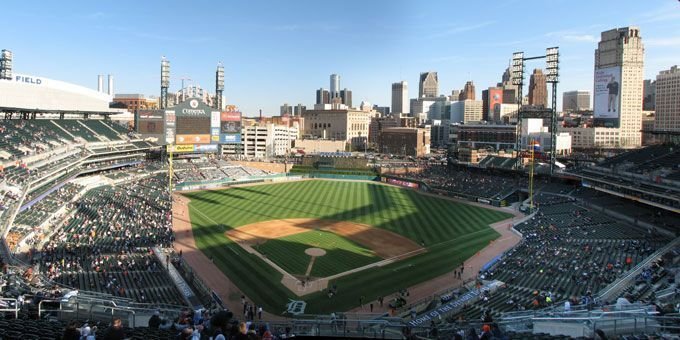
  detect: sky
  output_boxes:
[2,0,679,115]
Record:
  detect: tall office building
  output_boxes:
[528,69,547,107]
[280,103,293,115]
[316,88,330,105]
[340,88,352,108]
[654,65,680,133]
[643,79,656,111]
[593,26,644,147]
[501,67,518,104]
[391,81,409,115]
[330,74,340,99]
[482,87,503,121]
[294,103,307,116]
[459,81,476,100]
[419,72,438,98]
[562,91,591,112]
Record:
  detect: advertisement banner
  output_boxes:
[220,134,241,143]
[220,110,242,144]
[488,88,503,120]
[211,128,220,136]
[196,144,218,153]
[176,134,211,144]
[593,66,621,120]
[169,145,196,153]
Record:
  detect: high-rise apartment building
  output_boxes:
[330,74,340,99]
[391,81,409,115]
[562,91,591,112]
[593,26,644,147]
[654,65,680,133]
[528,69,547,107]
[459,81,476,101]
[340,88,352,108]
[419,72,438,98]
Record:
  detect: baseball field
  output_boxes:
[184,180,512,314]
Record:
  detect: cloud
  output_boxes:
[545,29,598,43]
[84,11,106,19]
[639,2,680,23]
[426,55,466,64]
[429,21,495,39]
[562,34,597,43]
[645,36,680,47]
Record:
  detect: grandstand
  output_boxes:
[0,117,679,339]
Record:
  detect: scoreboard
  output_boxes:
[135,97,241,151]
[176,116,211,135]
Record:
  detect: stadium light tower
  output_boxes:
[511,52,525,169]
[0,49,12,80]
[160,56,170,109]
[215,62,225,110]
[545,47,560,175]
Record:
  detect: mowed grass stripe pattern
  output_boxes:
[185,180,512,314]
[186,181,509,246]
[255,230,380,277]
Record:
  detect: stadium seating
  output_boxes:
[51,120,101,142]
[406,165,523,200]
[34,174,184,306]
[80,120,125,141]
[448,190,672,323]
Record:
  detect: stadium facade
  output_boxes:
[0,73,120,113]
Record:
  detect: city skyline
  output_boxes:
[2,0,679,115]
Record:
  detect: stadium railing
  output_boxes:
[596,236,680,303]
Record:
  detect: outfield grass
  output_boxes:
[254,230,381,277]
[185,180,512,314]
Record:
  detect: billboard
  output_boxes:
[220,110,242,144]
[167,144,218,153]
[487,87,503,121]
[176,134,211,144]
[593,66,621,125]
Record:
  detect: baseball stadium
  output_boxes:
[0,50,678,340]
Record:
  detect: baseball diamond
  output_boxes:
[182,179,513,314]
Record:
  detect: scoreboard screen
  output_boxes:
[138,121,163,134]
[176,116,211,135]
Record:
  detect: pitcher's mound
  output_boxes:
[305,248,327,257]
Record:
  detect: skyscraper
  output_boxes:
[391,81,409,115]
[316,88,330,105]
[340,88,353,108]
[643,79,656,111]
[330,74,340,99]
[419,72,438,98]
[654,65,680,133]
[594,26,644,147]
[280,103,293,116]
[501,67,518,104]
[459,81,476,100]
[562,91,591,112]
[528,69,547,107]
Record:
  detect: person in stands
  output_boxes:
[61,320,80,340]
[102,317,125,340]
